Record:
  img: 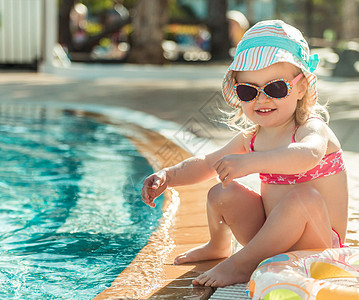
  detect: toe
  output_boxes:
[197,273,211,286]
[212,280,224,287]
[192,273,205,286]
[204,279,215,287]
[192,273,203,285]
[192,278,200,286]
[174,254,187,265]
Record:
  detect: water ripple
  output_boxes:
[0,106,163,299]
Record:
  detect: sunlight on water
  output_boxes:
[0,106,164,299]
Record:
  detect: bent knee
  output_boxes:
[207,182,247,207]
[284,185,326,214]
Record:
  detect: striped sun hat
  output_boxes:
[222,20,319,108]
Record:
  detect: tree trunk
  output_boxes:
[342,0,359,40]
[127,0,169,64]
[305,0,313,38]
[245,0,254,24]
[58,0,76,50]
[207,0,230,61]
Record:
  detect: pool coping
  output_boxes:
[93,121,220,299]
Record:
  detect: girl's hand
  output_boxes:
[141,170,168,208]
[213,154,248,188]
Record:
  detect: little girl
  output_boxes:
[141,20,348,287]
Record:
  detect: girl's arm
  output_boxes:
[215,120,331,188]
[251,120,330,174]
[141,132,247,207]
[167,132,248,186]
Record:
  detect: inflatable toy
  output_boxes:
[248,248,359,299]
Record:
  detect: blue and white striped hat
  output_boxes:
[222,20,319,108]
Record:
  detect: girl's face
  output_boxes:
[234,62,308,128]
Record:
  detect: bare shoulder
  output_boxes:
[296,117,341,152]
[295,117,328,140]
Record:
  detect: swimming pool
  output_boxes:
[0,105,164,299]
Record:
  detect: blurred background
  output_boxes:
[0,0,358,77]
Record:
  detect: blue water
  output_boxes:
[0,106,164,299]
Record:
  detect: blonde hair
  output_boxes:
[221,73,329,136]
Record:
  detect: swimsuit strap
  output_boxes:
[249,134,256,152]
[292,126,299,143]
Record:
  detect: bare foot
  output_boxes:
[192,253,253,287]
[174,242,232,265]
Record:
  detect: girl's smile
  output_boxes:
[255,108,277,115]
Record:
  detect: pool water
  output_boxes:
[0,106,164,299]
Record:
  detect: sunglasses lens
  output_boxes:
[264,81,288,98]
[236,85,258,102]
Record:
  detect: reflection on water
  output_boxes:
[0,105,164,299]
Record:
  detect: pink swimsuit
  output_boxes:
[250,130,346,247]
[249,132,345,185]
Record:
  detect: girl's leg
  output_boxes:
[174,181,266,265]
[193,185,332,287]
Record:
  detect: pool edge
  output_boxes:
[93,122,220,299]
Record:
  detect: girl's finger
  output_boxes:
[219,171,229,183]
[141,187,149,201]
[216,164,227,176]
[152,177,161,189]
[146,200,155,208]
[222,175,233,188]
[156,182,167,196]
[144,194,156,208]
[145,191,156,206]
[152,171,166,188]
[212,159,222,171]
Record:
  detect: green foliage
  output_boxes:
[99,37,111,47]
[323,29,336,41]
[81,0,114,13]
[280,0,345,39]
[169,0,191,20]
[312,0,342,6]
[312,0,325,5]
[84,21,103,35]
